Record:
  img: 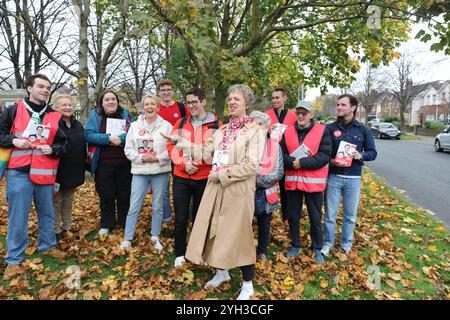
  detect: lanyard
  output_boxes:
[23,100,46,124]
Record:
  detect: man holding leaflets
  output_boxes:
[265,88,296,224]
[0,74,70,279]
[280,101,331,263]
[322,94,377,257]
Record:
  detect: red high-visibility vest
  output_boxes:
[258,138,280,204]
[265,108,297,126]
[8,100,61,185]
[284,123,329,192]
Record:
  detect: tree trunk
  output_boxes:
[214,84,228,120]
[77,0,90,122]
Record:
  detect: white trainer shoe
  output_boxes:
[321,244,332,257]
[119,240,132,250]
[236,281,254,300]
[204,269,230,288]
[98,228,109,237]
[174,256,186,268]
[151,236,163,251]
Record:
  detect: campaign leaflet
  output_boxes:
[211,150,229,173]
[23,122,51,146]
[289,144,311,159]
[334,140,357,167]
[136,138,154,154]
[270,123,288,141]
[106,118,127,136]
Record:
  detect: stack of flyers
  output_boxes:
[289,144,311,159]
[270,123,288,141]
[211,150,229,173]
[137,138,154,154]
[106,118,127,136]
[24,123,51,146]
[334,140,357,167]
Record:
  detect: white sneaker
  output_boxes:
[151,236,163,251]
[174,256,186,267]
[236,281,254,300]
[204,269,230,288]
[120,240,132,250]
[98,228,109,237]
[321,245,332,257]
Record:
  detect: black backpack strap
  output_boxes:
[177,116,188,136]
[178,101,186,119]
[207,120,219,130]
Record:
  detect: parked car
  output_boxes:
[368,118,380,126]
[434,126,450,152]
[371,122,401,140]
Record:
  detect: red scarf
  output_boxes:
[219,116,253,150]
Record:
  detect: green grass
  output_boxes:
[400,134,421,140]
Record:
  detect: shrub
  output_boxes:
[382,116,399,123]
[425,120,445,130]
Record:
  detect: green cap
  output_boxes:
[294,100,313,111]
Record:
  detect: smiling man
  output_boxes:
[280,101,331,263]
[322,94,377,257]
[157,79,190,223]
[166,87,221,268]
[265,88,297,225]
[0,74,70,279]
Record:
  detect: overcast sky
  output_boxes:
[305,23,450,101]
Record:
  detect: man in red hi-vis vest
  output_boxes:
[265,88,296,225]
[0,74,70,280]
[280,101,331,263]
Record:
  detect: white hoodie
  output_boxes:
[125,114,172,175]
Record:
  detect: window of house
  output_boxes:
[426,113,435,121]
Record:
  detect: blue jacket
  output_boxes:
[85,107,133,173]
[326,120,377,176]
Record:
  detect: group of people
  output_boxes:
[0,73,377,300]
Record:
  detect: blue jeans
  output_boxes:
[324,174,361,251]
[124,173,169,240]
[5,169,57,265]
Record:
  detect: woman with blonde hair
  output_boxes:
[52,94,86,241]
[163,84,265,300]
[119,94,172,251]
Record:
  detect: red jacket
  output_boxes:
[168,114,221,180]
[266,108,297,126]
[284,123,329,192]
[8,100,61,185]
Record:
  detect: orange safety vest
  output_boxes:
[259,138,280,204]
[7,100,61,185]
[266,108,297,126]
[284,123,329,192]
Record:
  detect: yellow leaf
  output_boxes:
[182,269,195,285]
[283,277,295,289]
[422,267,432,275]
[25,246,36,255]
[436,226,446,232]
[427,245,437,252]
[320,279,328,288]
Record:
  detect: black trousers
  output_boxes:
[279,176,288,221]
[173,175,207,257]
[256,212,272,255]
[286,189,323,250]
[220,265,255,282]
[95,162,132,229]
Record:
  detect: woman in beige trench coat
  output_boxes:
[162,84,265,300]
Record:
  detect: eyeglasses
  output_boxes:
[186,100,199,105]
[295,110,310,116]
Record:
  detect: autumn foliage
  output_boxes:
[0,171,448,300]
